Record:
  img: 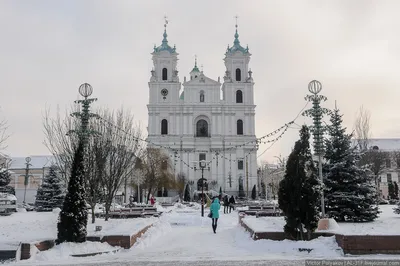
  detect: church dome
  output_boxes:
[225,24,249,55]
[153,20,176,54]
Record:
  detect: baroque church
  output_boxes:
[146,21,257,196]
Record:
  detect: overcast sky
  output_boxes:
[1,0,399,165]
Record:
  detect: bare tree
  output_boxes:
[85,136,107,223]
[99,109,143,221]
[130,157,146,203]
[394,152,400,170]
[0,110,9,153]
[354,105,371,151]
[43,106,143,222]
[176,172,186,199]
[43,106,80,184]
[139,148,175,202]
[359,148,389,200]
[260,157,285,201]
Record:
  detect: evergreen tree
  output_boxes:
[0,168,11,187]
[324,107,379,222]
[251,185,256,200]
[388,182,396,200]
[35,165,65,211]
[219,186,222,195]
[0,168,14,195]
[278,125,321,240]
[56,141,88,244]
[184,184,191,202]
[394,182,399,200]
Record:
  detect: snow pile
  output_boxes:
[189,202,201,210]
[17,208,27,213]
[0,211,158,243]
[0,193,17,201]
[132,216,172,250]
[0,212,58,243]
[87,217,158,237]
[32,241,118,261]
[52,208,61,214]
[155,202,167,212]
[243,216,285,232]
[326,218,340,231]
[243,205,400,235]
[232,228,343,259]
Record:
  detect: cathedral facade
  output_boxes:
[146,22,257,196]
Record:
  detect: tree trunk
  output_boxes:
[105,201,111,221]
[376,174,381,203]
[299,223,304,241]
[91,203,96,224]
[147,188,152,205]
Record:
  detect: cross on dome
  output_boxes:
[153,15,176,54]
[226,15,249,55]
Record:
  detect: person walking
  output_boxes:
[223,195,229,214]
[229,195,235,213]
[210,197,220,233]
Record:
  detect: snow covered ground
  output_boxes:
[0,208,157,244]
[2,204,400,265]
[243,205,400,235]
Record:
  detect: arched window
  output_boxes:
[200,91,205,102]
[196,119,208,137]
[235,68,241,81]
[161,119,168,135]
[237,119,243,135]
[236,90,243,103]
[162,68,168,81]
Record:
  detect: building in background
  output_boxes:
[8,155,54,204]
[146,21,257,196]
[365,139,400,199]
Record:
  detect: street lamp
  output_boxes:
[194,160,208,217]
[23,157,32,204]
[303,80,329,217]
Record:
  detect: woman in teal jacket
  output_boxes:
[209,197,220,233]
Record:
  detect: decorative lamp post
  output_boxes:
[68,83,99,151]
[303,80,330,217]
[200,160,206,217]
[23,157,31,204]
[194,160,209,217]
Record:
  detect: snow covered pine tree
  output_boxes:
[324,106,379,222]
[278,125,321,240]
[57,141,88,244]
[0,168,14,195]
[35,165,65,211]
[184,184,191,202]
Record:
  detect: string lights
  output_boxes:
[94,103,308,169]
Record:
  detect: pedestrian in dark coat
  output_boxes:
[229,195,235,213]
[223,195,229,214]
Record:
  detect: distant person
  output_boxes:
[223,195,229,214]
[210,197,221,233]
[229,195,235,213]
[150,196,155,205]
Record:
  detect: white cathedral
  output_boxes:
[146,22,258,196]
